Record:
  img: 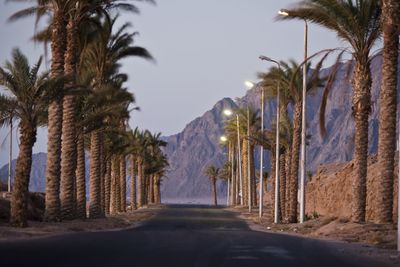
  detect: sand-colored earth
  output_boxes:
[0,205,162,242]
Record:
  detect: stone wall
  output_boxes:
[306,157,398,223]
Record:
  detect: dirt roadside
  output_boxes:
[228,206,400,267]
[0,205,163,242]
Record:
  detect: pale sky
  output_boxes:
[0,0,343,166]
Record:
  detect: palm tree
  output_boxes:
[9,0,71,222]
[81,15,151,218]
[135,131,149,208]
[127,128,141,210]
[0,49,59,226]
[375,0,400,223]
[152,154,168,204]
[204,165,220,206]
[234,107,261,207]
[9,0,154,221]
[258,60,323,222]
[280,0,381,223]
[60,0,151,219]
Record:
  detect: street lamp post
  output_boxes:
[260,55,281,224]
[299,19,308,224]
[259,86,265,218]
[279,9,309,223]
[236,114,244,205]
[247,107,252,212]
[8,118,12,192]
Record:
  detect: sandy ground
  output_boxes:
[228,206,400,266]
[0,205,163,242]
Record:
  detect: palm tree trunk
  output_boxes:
[212,177,218,206]
[279,152,286,222]
[288,101,302,223]
[99,135,105,216]
[110,157,118,215]
[89,130,103,218]
[119,156,127,212]
[376,0,399,223]
[157,178,162,204]
[285,147,292,221]
[270,152,276,216]
[145,175,149,205]
[154,175,160,204]
[130,155,137,210]
[149,175,154,204]
[60,17,78,221]
[115,157,121,212]
[75,132,86,219]
[137,158,144,207]
[44,9,67,222]
[351,60,372,223]
[231,145,237,206]
[10,125,36,227]
[105,158,111,215]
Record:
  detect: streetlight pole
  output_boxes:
[260,55,281,224]
[247,107,252,212]
[259,86,265,218]
[8,118,12,192]
[236,114,244,206]
[230,141,235,205]
[227,141,231,206]
[299,19,308,224]
[279,9,309,223]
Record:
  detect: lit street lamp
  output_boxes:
[260,55,281,224]
[279,8,308,223]
[244,81,253,213]
[220,136,228,143]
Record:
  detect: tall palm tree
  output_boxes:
[204,165,220,206]
[9,0,71,222]
[81,15,151,218]
[9,0,154,221]
[60,0,151,219]
[134,131,149,208]
[127,128,141,210]
[258,60,323,222]
[235,107,261,207]
[0,49,59,226]
[375,0,400,223]
[152,153,169,204]
[280,0,381,223]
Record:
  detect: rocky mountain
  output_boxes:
[160,55,399,202]
[1,55,399,204]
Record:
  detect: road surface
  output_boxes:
[0,205,396,267]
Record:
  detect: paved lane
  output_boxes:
[0,205,395,267]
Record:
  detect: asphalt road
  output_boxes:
[0,205,396,267]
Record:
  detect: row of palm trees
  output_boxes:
[221,60,318,222]
[222,0,399,225]
[0,0,169,227]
